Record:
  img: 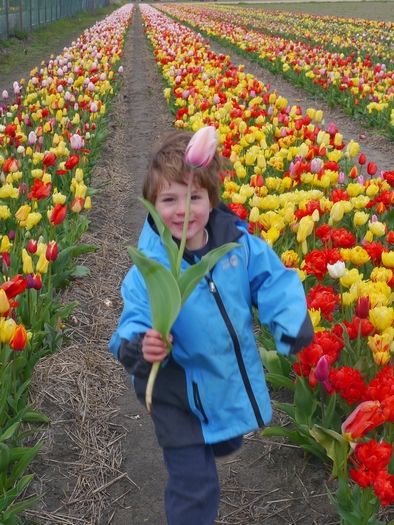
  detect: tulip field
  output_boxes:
[0,2,393,524]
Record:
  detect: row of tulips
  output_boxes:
[196,4,394,66]
[0,5,133,522]
[158,4,394,137]
[140,4,393,523]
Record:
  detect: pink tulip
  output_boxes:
[184,126,218,169]
[70,133,84,150]
[310,158,323,173]
[2,90,8,100]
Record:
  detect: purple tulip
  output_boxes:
[315,355,330,383]
[315,355,333,393]
[184,126,218,169]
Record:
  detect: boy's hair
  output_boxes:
[143,130,221,207]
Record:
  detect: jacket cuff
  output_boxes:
[118,334,152,378]
[288,313,314,355]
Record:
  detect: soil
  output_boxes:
[1,4,392,525]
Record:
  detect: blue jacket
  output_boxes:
[109,205,313,447]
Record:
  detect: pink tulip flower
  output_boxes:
[2,90,8,100]
[184,126,218,169]
[70,133,84,150]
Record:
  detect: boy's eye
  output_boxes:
[191,195,202,201]
[161,197,175,203]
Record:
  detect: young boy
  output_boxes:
[109,130,314,525]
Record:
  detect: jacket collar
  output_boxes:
[145,201,243,253]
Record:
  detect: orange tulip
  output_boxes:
[9,324,28,351]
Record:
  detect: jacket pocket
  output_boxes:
[192,381,209,424]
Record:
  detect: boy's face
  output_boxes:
[155,180,212,250]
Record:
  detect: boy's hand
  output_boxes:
[142,329,171,363]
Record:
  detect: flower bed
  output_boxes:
[141,4,393,521]
[0,5,133,522]
[159,3,394,137]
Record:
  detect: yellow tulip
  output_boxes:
[297,215,315,242]
[52,190,67,205]
[15,204,31,223]
[0,235,11,252]
[261,227,280,245]
[22,248,34,274]
[249,207,260,223]
[0,289,10,314]
[342,291,356,306]
[363,231,374,244]
[281,250,299,268]
[345,139,360,158]
[84,196,92,210]
[347,183,365,198]
[353,211,369,227]
[308,308,321,328]
[340,268,363,288]
[368,221,386,237]
[36,252,49,274]
[294,268,306,282]
[0,206,11,220]
[382,251,394,268]
[370,267,393,284]
[329,201,345,223]
[369,307,394,332]
[0,317,16,343]
[349,247,370,266]
[25,212,42,230]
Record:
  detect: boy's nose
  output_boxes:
[176,200,187,215]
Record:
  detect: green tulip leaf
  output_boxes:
[178,243,239,304]
[260,348,292,378]
[310,424,349,478]
[265,373,295,391]
[139,198,179,277]
[294,376,317,426]
[128,246,181,338]
[0,423,20,443]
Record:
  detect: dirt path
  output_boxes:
[9,4,391,525]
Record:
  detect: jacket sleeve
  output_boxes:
[244,232,314,356]
[108,266,152,360]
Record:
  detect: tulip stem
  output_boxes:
[145,361,161,413]
[176,175,193,275]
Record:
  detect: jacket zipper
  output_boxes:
[192,381,209,423]
[206,276,264,427]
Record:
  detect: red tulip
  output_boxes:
[358,153,366,165]
[64,154,80,170]
[355,296,371,319]
[2,158,19,173]
[27,239,38,254]
[367,162,377,176]
[342,400,385,440]
[45,241,58,262]
[43,151,57,167]
[1,274,27,299]
[49,204,67,225]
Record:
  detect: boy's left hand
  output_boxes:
[142,329,172,363]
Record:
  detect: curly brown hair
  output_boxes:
[143,130,221,207]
